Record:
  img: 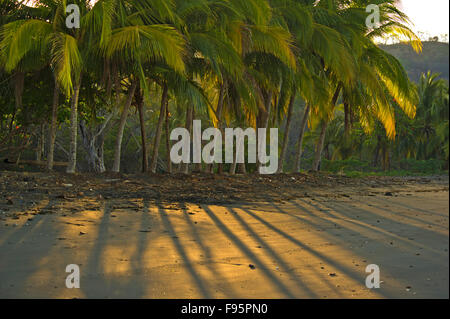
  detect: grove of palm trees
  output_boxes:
[0,0,448,301]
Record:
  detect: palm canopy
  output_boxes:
[0,0,188,96]
[294,0,422,139]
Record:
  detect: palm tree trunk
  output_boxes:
[10,72,24,132]
[112,80,137,173]
[344,102,351,138]
[237,162,246,174]
[79,120,106,173]
[229,143,237,175]
[165,98,172,174]
[312,121,327,171]
[229,116,245,175]
[47,78,60,170]
[294,103,310,172]
[41,123,45,159]
[136,88,148,173]
[150,83,168,173]
[372,135,381,167]
[78,109,113,175]
[192,107,202,173]
[256,91,272,172]
[182,105,193,174]
[277,92,295,173]
[263,92,272,128]
[66,78,82,174]
[342,101,352,160]
[97,136,106,173]
[216,83,226,174]
[36,123,45,161]
[194,161,202,172]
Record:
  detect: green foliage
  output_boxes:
[322,158,446,176]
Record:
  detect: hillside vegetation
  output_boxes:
[381,41,449,82]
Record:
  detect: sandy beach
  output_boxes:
[0,172,448,298]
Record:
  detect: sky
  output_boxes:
[398,0,449,38]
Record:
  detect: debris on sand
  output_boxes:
[0,171,447,212]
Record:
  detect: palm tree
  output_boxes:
[283,0,359,172]
[96,0,186,173]
[309,0,421,171]
[0,0,83,171]
[1,0,90,173]
[415,72,449,160]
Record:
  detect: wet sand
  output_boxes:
[0,173,448,298]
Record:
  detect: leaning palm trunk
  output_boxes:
[112,80,137,173]
[277,92,296,173]
[136,89,148,173]
[66,78,82,174]
[256,91,272,173]
[165,99,172,174]
[10,72,24,132]
[312,121,327,171]
[294,103,311,172]
[150,84,168,173]
[181,105,193,174]
[47,78,60,170]
[215,83,226,174]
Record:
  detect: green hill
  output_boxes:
[380,41,449,82]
